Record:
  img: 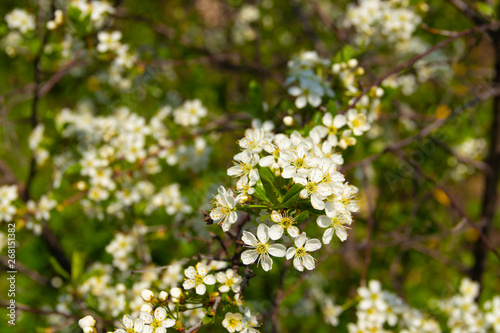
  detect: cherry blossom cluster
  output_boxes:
[316,278,500,332]
[209,116,364,271]
[26,100,210,222]
[287,51,382,145]
[0,185,18,222]
[76,260,259,333]
[448,138,488,181]
[343,0,423,45]
[438,278,500,332]
[0,184,57,234]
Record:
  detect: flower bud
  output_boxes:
[347,59,358,68]
[140,304,154,313]
[78,315,96,329]
[141,289,154,302]
[170,287,182,298]
[283,116,294,127]
[159,291,169,302]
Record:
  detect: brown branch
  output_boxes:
[391,149,500,260]
[308,0,348,43]
[469,31,500,288]
[342,85,500,172]
[184,295,222,333]
[340,20,500,114]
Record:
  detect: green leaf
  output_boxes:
[273,175,286,190]
[281,183,304,208]
[334,44,356,62]
[71,251,85,284]
[253,184,269,202]
[327,99,338,116]
[312,111,323,125]
[246,80,265,119]
[49,257,70,280]
[295,211,310,223]
[202,315,214,324]
[477,2,494,16]
[259,167,278,203]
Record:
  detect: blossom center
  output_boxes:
[256,243,268,254]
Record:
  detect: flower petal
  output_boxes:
[257,223,269,243]
[268,243,286,257]
[241,250,259,265]
[242,231,258,246]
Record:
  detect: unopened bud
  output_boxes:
[159,291,169,302]
[141,289,154,302]
[283,116,294,127]
[170,287,182,298]
[78,315,95,329]
[347,59,358,68]
[140,304,153,313]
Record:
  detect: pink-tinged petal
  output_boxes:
[269,224,284,240]
[286,247,296,260]
[195,284,207,295]
[184,266,197,279]
[257,223,269,243]
[242,231,258,246]
[241,250,259,265]
[261,254,273,271]
[268,243,286,257]
[322,227,335,244]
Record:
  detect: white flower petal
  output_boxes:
[242,231,258,246]
[269,224,284,240]
[203,274,216,285]
[257,223,269,243]
[196,283,207,295]
[241,250,259,265]
[268,243,286,257]
[261,254,273,271]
